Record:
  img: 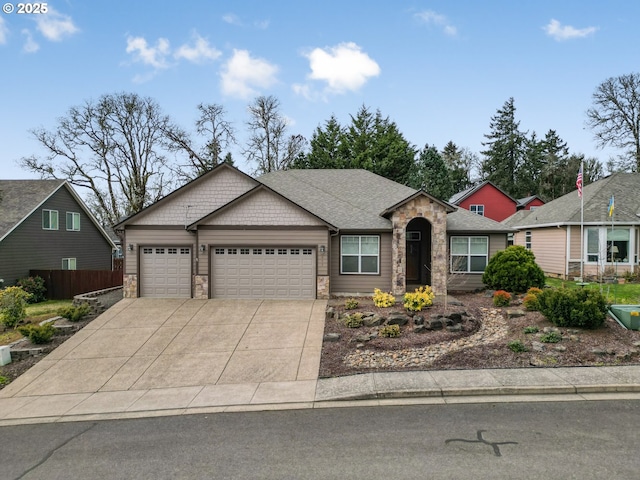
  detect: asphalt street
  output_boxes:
[2,400,639,479]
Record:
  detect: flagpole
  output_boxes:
[580,160,584,282]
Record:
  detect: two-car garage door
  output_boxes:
[211,247,316,299]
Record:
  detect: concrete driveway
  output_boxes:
[0,298,326,419]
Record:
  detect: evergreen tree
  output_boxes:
[293,115,347,169]
[408,144,453,200]
[480,97,527,197]
[538,129,570,200]
[442,141,473,194]
[517,131,545,199]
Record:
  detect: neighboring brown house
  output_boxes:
[503,172,640,279]
[0,180,116,286]
[449,181,519,222]
[114,164,514,299]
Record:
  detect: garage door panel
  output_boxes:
[140,247,191,298]
[212,247,315,299]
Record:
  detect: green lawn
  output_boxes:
[545,277,640,304]
[0,299,73,346]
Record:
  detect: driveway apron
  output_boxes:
[0,298,326,418]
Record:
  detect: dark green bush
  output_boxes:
[482,246,545,293]
[57,303,91,322]
[537,288,608,329]
[508,340,527,352]
[16,276,46,303]
[18,323,56,344]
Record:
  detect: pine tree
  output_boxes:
[480,98,527,197]
[408,144,453,200]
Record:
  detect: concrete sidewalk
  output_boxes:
[0,296,639,425]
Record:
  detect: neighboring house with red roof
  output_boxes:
[449,181,518,222]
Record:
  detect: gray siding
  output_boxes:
[330,232,392,294]
[124,227,196,275]
[0,187,113,286]
[198,228,329,276]
[448,233,508,292]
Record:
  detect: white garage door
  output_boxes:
[140,247,192,298]
[211,247,316,299]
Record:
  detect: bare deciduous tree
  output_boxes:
[164,103,236,181]
[243,95,307,174]
[20,92,176,227]
[586,73,640,172]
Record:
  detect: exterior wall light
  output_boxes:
[127,244,134,251]
[319,245,326,253]
[199,244,207,253]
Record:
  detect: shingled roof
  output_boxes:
[503,172,640,227]
[0,179,66,240]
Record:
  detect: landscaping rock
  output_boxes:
[323,333,341,342]
[325,307,335,321]
[554,345,567,352]
[413,325,426,334]
[387,313,410,326]
[531,341,546,352]
[413,315,424,325]
[427,318,443,330]
[363,314,385,327]
[505,309,526,318]
[447,324,462,333]
[543,326,560,333]
[446,312,463,323]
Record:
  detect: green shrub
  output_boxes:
[403,285,435,312]
[343,312,364,328]
[522,294,539,311]
[57,303,91,322]
[373,289,395,308]
[0,286,31,328]
[537,288,608,329]
[482,246,545,293]
[16,276,46,303]
[18,323,56,344]
[379,324,401,338]
[0,375,9,386]
[344,298,359,310]
[523,326,539,334]
[492,290,511,307]
[540,331,562,343]
[508,340,527,353]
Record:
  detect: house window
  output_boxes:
[470,205,484,216]
[66,212,80,231]
[341,235,379,274]
[585,227,631,263]
[450,236,488,273]
[525,231,532,250]
[42,209,59,230]
[62,258,76,270]
[529,206,538,211]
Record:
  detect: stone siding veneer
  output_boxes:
[317,275,330,299]
[123,274,138,298]
[390,196,448,296]
[194,275,208,299]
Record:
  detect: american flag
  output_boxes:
[576,164,583,198]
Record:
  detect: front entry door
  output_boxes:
[406,240,420,282]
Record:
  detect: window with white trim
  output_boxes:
[525,231,532,250]
[586,227,632,263]
[66,212,80,231]
[470,205,484,216]
[62,258,76,270]
[450,236,488,273]
[42,209,58,230]
[341,235,379,274]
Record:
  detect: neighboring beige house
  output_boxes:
[114,164,514,299]
[503,172,640,280]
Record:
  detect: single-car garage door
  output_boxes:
[140,247,192,298]
[211,247,315,299]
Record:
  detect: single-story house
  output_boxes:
[0,179,116,286]
[449,180,519,222]
[114,164,515,299]
[503,172,640,279]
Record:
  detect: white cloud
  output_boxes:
[254,19,270,30]
[35,6,79,41]
[220,49,279,98]
[21,29,39,53]
[222,13,242,26]
[303,42,380,95]
[544,19,598,41]
[126,36,171,69]
[0,17,8,45]
[174,34,221,63]
[414,10,458,37]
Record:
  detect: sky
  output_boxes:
[1,0,638,181]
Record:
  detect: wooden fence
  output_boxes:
[30,269,124,300]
